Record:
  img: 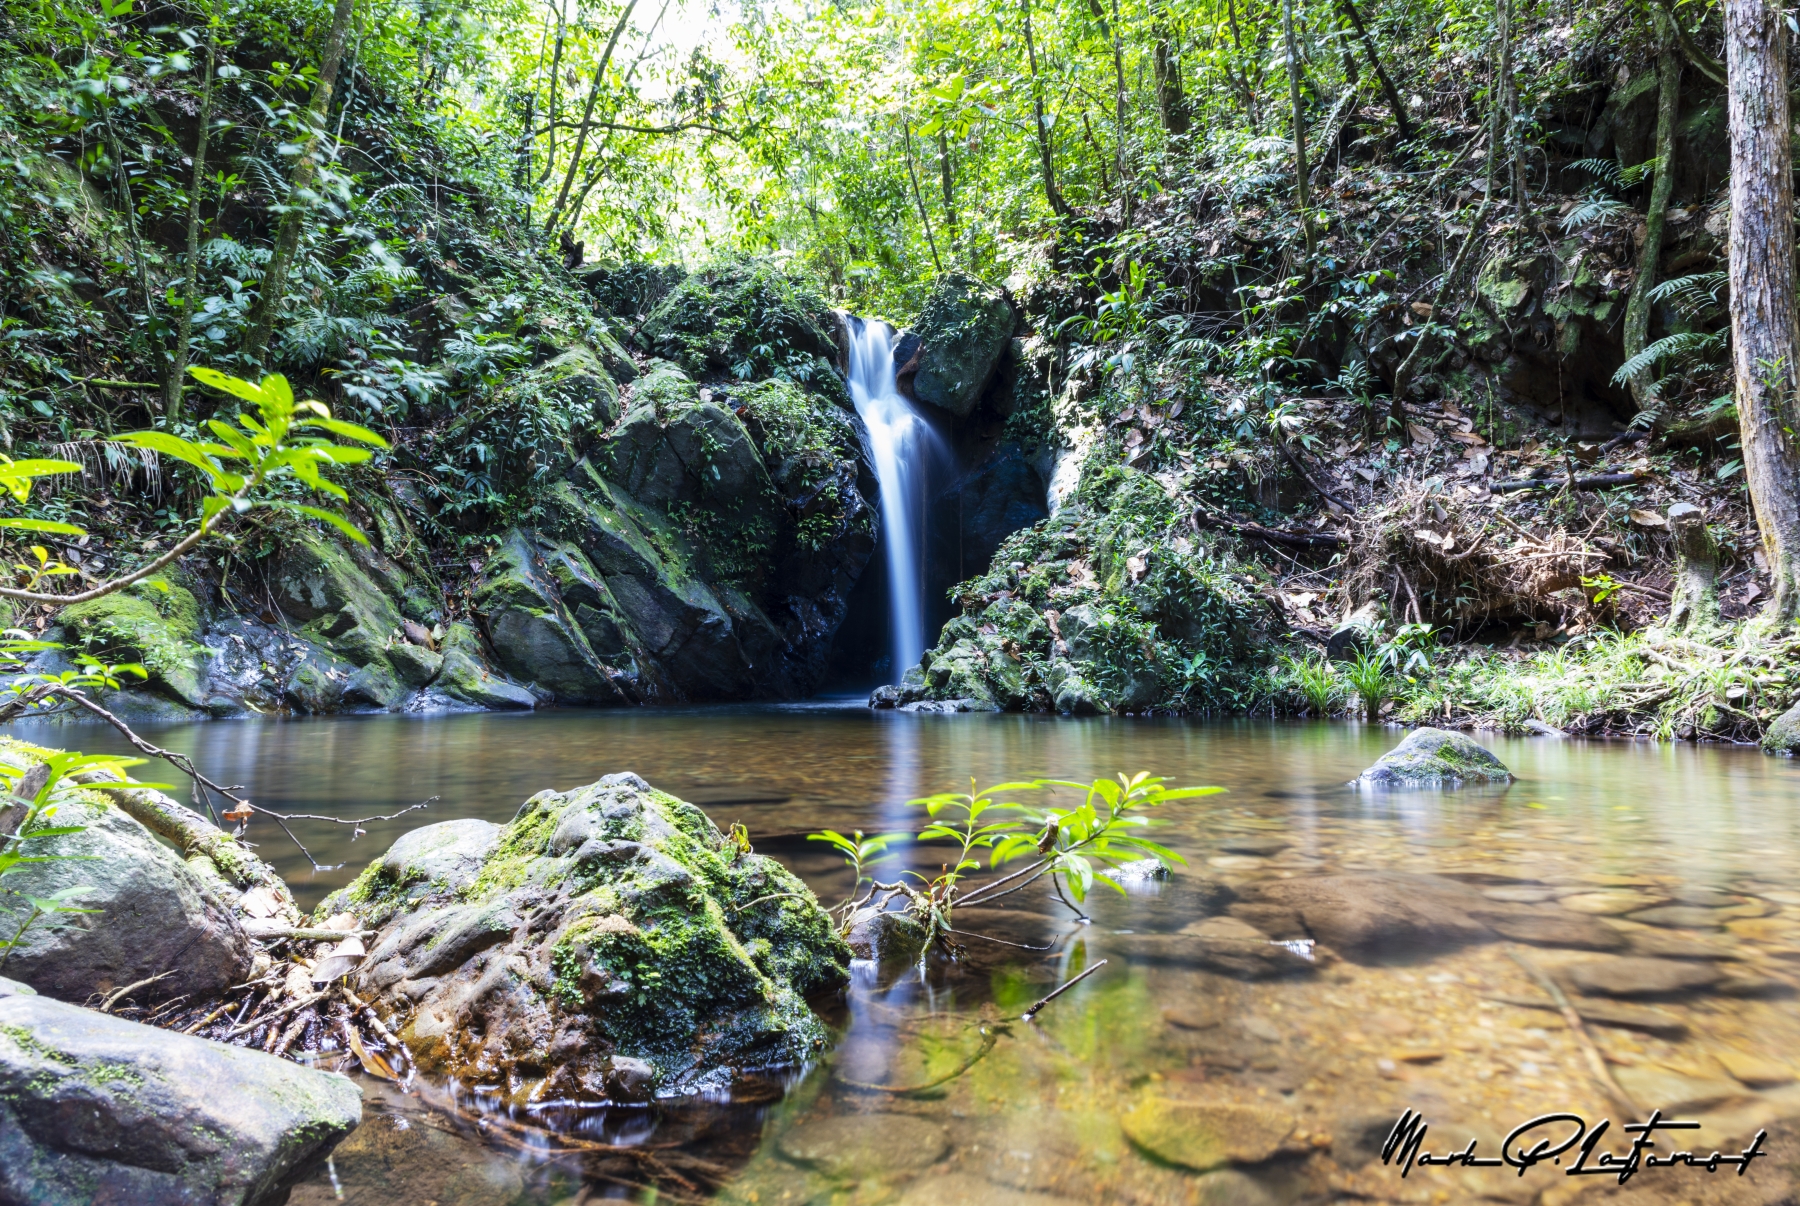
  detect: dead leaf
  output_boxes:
[1169,400,1185,419]
[1629,509,1668,528]
[1126,553,1149,581]
[1413,529,1445,547]
[221,800,254,822]
[344,1024,400,1081]
[1407,423,1438,449]
[1124,428,1145,448]
[239,886,284,920]
[1410,302,1435,318]
[1448,431,1487,446]
[322,913,359,933]
[1356,466,1379,482]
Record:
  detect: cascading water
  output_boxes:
[844,316,944,682]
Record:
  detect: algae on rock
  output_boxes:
[321,773,849,1100]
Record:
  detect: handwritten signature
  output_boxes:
[1382,1109,1769,1185]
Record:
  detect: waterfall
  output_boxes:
[844,316,942,682]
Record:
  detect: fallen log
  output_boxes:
[1491,472,1643,494]
[1195,510,1348,548]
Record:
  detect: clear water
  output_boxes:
[843,318,943,681]
[29,709,1800,1203]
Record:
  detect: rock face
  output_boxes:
[639,258,841,388]
[0,753,253,1004]
[471,363,877,703]
[322,774,850,1100]
[0,976,361,1206]
[894,272,1017,418]
[1357,728,1512,786]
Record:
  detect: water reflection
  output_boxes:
[24,709,1800,1203]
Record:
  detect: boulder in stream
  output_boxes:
[1356,727,1512,786]
[322,773,851,1101]
[0,744,254,1004]
[0,975,360,1206]
[1762,698,1800,755]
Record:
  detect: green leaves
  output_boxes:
[110,366,390,544]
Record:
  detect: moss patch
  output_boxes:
[58,576,206,706]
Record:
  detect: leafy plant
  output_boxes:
[811,773,1217,959]
[1280,651,1341,716]
[1343,650,1399,722]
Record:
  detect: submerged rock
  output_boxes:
[0,748,253,1004]
[1561,955,1725,998]
[1356,728,1512,786]
[844,906,928,968]
[322,773,850,1100]
[0,976,360,1206]
[1120,1097,1297,1172]
[1231,873,1495,961]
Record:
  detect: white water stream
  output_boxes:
[843,317,944,682]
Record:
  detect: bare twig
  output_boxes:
[1022,959,1108,1021]
[98,969,174,1012]
[1506,948,1638,1115]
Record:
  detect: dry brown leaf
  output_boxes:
[239,886,284,919]
[1407,423,1438,448]
[1629,509,1667,528]
[1448,431,1487,445]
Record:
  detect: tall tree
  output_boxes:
[166,4,219,422]
[1621,12,1681,419]
[543,0,641,240]
[1152,30,1189,134]
[1725,0,1800,627]
[1281,0,1315,255]
[1020,0,1068,218]
[1335,0,1414,143]
[241,0,357,367]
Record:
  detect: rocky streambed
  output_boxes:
[6,720,1800,1204]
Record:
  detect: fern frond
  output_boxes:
[1610,330,1727,385]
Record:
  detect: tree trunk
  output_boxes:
[1667,503,1721,631]
[1109,0,1131,226]
[1281,0,1316,256]
[1335,0,1415,143]
[1499,0,1527,212]
[1153,32,1190,134]
[240,0,357,367]
[535,0,567,188]
[936,129,958,259]
[1725,0,1800,629]
[165,7,218,424]
[543,0,641,240]
[1622,14,1681,419]
[903,122,944,273]
[1020,0,1068,218]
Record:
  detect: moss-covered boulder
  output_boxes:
[494,342,623,457]
[890,465,1260,714]
[1762,699,1800,755]
[433,621,537,710]
[272,532,405,674]
[895,271,1016,418]
[58,575,206,708]
[320,773,849,1100]
[1357,728,1513,787]
[638,258,840,389]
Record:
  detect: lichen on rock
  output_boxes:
[320,773,849,1101]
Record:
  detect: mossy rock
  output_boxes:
[500,342,623,450]
[1761,699,1800,755]
[336,773,849,1099]
[432,622,536,710]
[638,258,839,389]
[901,466,1259,713]
[1357,728,1512,787]
[471,531,629,705]
[896,271,1016,418]
[272,530,406,675]
[58,575,206,708]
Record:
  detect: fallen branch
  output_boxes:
[223,988,330,1040]
[1276,440,1355,511]
[241,922,377,942]
[1195,509,1347,548]
[1022,958,1107,1022]
[1491,472,1643,494]
[836,1023,1004,1094]
[1506,948,1638,1115]
[98,969,174,1012]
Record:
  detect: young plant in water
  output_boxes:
[814,773,1218,958]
